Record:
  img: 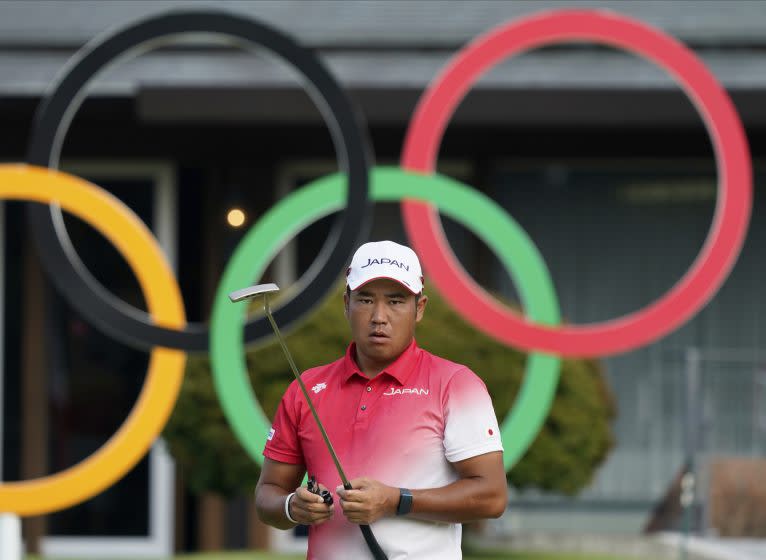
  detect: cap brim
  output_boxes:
[347,275,421,295]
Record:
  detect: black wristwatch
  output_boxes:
[396,488,413,516]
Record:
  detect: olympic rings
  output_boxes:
[401,10,752,356]
[1,8,752,515]
[0,165,186,516]
[209,167,561,470]
[27,11,373,353]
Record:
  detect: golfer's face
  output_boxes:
[345,278,426,369]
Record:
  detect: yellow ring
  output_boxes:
[0,164,186,516]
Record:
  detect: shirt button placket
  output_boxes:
[357,383,372,419]
[361,385,370,412]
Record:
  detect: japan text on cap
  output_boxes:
[346,241,424,294]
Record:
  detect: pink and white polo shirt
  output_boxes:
[264,340,504,560]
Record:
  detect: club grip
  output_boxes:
[360,524,388,560]
[343,482,388,560]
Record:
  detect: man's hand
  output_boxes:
[336,477,399,524]
[288,483,335,525]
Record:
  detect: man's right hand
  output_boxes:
[255,458,334,530]
[288,484,334,525]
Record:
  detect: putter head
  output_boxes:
[228,283,280,303]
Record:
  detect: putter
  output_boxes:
[229,283,388,560]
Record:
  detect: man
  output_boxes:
[255,240,507,559]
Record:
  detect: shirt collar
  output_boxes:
[342,339,420,385]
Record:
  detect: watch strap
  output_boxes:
[396,487,413,516]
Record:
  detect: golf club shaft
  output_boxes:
[263,299,351,488]
[262,296,388,560]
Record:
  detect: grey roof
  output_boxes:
[3,48,766,96]
[1,1,766,97]
[1,1,766,47]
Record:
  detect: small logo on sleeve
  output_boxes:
[267,427,275,441]
[312,382,327,394]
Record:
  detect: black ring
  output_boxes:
[27,11,373,352]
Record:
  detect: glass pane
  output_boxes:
[47,178,153,537]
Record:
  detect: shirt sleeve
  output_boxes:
[443,367,504,463]
[263,380,304,465]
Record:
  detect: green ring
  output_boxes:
[210,166,561,471]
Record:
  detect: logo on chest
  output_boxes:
[383,387,429,396]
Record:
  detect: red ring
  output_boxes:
[400,10,752,357]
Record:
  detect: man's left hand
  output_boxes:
[336,477,399,524]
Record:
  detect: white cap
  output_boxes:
[346,241,424,294]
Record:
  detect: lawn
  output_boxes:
[28,552,632,560]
